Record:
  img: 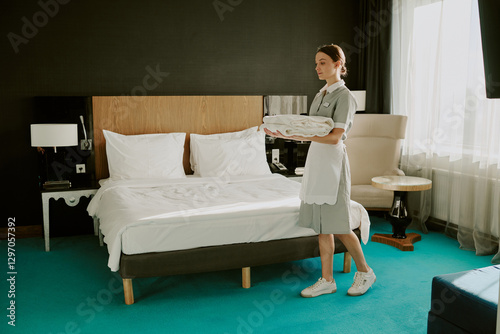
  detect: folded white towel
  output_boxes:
[260,115,334,137]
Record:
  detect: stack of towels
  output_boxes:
[260,115,334,137]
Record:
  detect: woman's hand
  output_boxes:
[263,128,307,141]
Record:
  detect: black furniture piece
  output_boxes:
[427,265,499,333]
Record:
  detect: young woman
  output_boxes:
[264,44,375,298]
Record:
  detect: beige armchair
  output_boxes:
[345,114,408,210]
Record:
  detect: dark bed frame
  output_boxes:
[119,232,359,304]
[92,95,359,304]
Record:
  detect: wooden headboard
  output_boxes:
[92,96,264,180]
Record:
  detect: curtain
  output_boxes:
[391,0,500,263]
[343,0,392,114]
[363,0,392,114]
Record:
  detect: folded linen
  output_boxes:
[260,115,334,137]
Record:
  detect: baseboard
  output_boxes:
[426,217,458,238]
[0,224,43,240]
[426,217,499,245]
[367,210,388,218]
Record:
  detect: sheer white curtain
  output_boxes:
[391,0,500,263]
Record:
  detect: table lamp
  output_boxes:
[351,90,366,111]
[30,124,78,189]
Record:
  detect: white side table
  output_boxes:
[41,188,98,251]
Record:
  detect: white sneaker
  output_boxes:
[300,278,337,298]
[347,268,376,296]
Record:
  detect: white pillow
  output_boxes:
[190,127,271,177]
[190,126,257,173]
[103,130,186,180]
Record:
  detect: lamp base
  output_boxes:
[43,180,71,190]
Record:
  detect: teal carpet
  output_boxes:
[1,216,494,334]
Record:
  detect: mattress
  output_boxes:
[87,174,370,271]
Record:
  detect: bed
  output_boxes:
[88,96,370,305]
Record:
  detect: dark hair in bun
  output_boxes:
[316,44,348,77]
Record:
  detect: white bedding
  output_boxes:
[87,174,370,271]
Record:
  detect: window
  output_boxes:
[394,0,500,167]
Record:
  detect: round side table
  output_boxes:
[371,175,432,251]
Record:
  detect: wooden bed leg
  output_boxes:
[123,279,135,305]
[343,252,352,273]
[98,228,104,247]
[93,217,98,236]
[242,267,251,289]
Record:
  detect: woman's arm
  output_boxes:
[264,127,345,145]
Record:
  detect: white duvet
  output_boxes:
[87,174,370,271]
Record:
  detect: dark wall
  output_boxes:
[1,0,362,229]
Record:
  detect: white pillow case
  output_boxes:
[103,130,186,180]
[189,126,256,173]
[190,127,271,177]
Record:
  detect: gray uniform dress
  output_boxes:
[298,81,357,234]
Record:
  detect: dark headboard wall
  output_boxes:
[0,0,361,228]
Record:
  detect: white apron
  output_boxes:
[299,140,345,205]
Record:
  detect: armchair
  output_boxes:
[345,114,408,210]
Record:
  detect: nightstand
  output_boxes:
[41,187,98,251]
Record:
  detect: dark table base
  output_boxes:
[371,190,422,251]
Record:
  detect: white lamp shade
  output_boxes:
[351,90,366,111]
[30,124,78,147]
